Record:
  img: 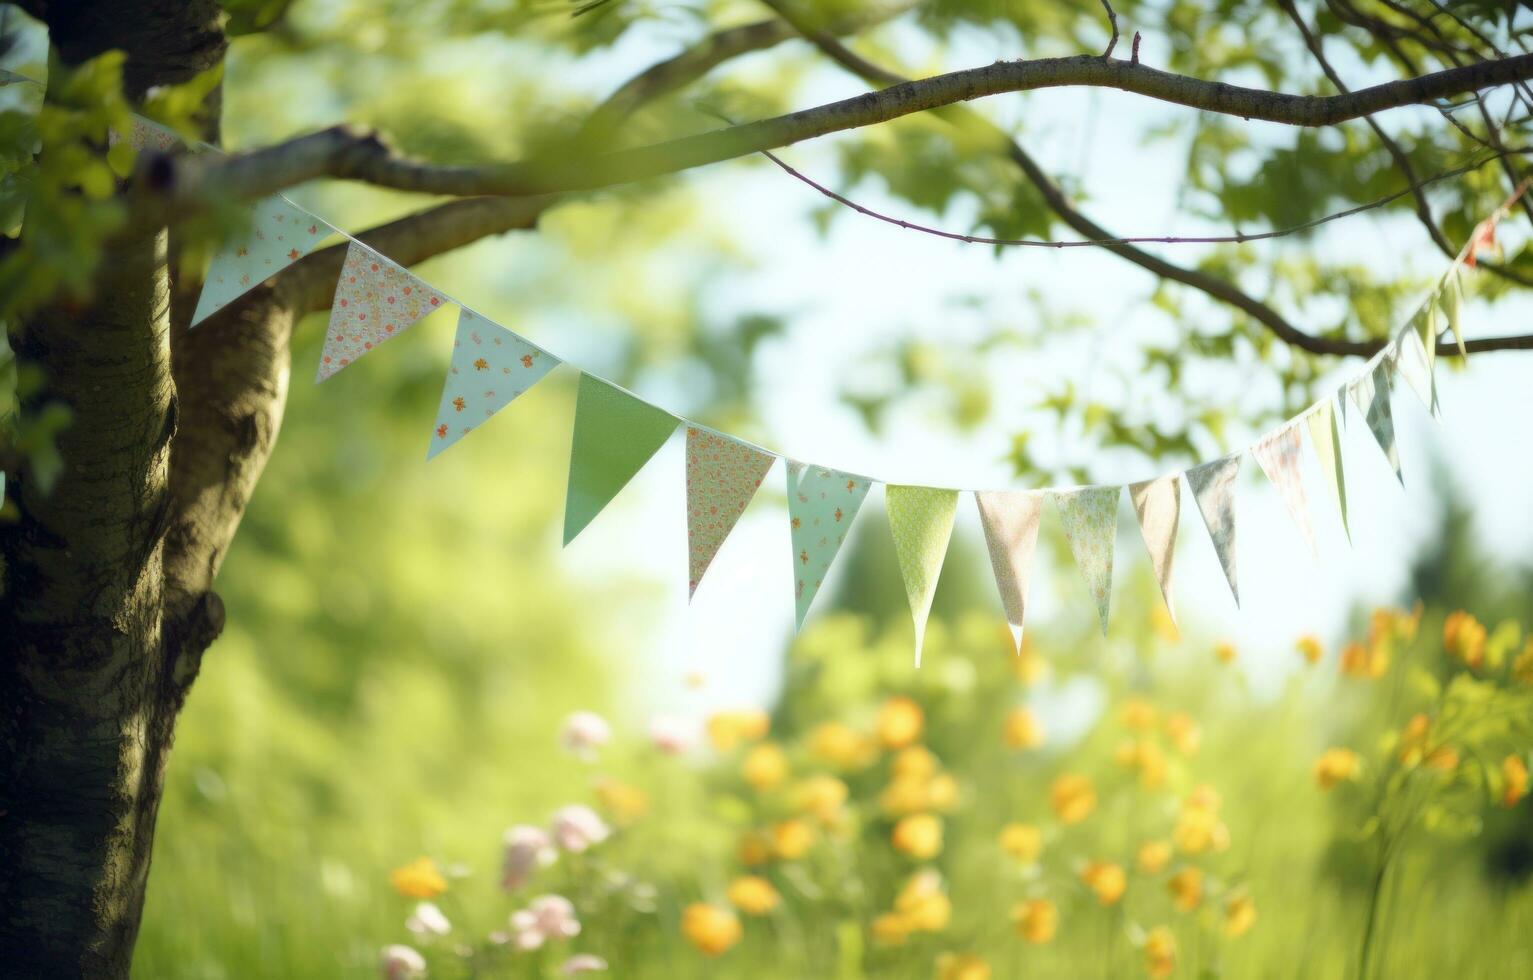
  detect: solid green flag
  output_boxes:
[563,374,679,545]
[886,484,959,667]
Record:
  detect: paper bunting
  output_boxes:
[427,309,558,459]
[1349,362,1403,484]
[128,117,182,152]
[191,195,331,327]
[685,427,776,598]
[1051,486,1120,635]
[564,374,679,546]
[1252,423,1318,557]
[974,490,1044,652]
[1395,325,1438,416]
[787,462,871,630]
[1128,476,1180,625]
[1185,455,1241,606]
[1305,399,1349,542]
[886,485,959,666]
[1443,268,1467,358]
[318,243,449,381]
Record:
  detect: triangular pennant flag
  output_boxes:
[1305,399,1349,543]
[1050,486,1120,635]
[787,462,871,630]
[1128,476,1179,625]
[974,490,1044,652]
[886,485,959,667]
[1443,268,1467,358]
[1348,363,1403,485]
[1185,455,1241,606]
[191,195,332,326]
[1395,324,1438,417]
[128,117,183,152]
[685,426,776,598]
[563,374,679,545]
[427,309,559,460]
[318,243,449,381]
[1252,423,1318,557]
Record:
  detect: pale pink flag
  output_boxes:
[318,242,449,382]
[685,426,776,599]
[974,490,1044,652]
[1252,423,1317,557]
[1128,475,1180,625]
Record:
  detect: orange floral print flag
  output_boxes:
[1128,475,1180,626]
[317,242,449,382]
[685,427,777,599]
[1252,422,1318,557]
[427,309,559,459]
[974,489,1044,652]
[1050,486,1120,636]
[191,195,333,327]
[787,462,871,630]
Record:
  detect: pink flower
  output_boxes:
[501,825,557,892]
[648,715,691,755]
[508,894,581,951]
[560,711,611,760]
[405,902,451,938]
[550,805,610,854]
[562,954,609,974]
[379,944,427,980]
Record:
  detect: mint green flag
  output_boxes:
[886,485,959,667]
[1050,486,1121,635]
[563,374,679,545]
[1306,398,1349,543]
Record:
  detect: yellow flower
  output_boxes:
[1443,610,1487,668]
[1164,712,1201,757]
[872,913,911,945]
[1296,634,1323,665]
[1314,747,1361,789]
[1144,926,1177,978]
[1050,773,1097,824]
[726,875,781,916]
[771,819,816,860]
[1136,840,1172,874]
[877,696,925,749]
[1168,867,1203,911]
[681,903,742,956]
[1003,707,1045,749]
[935,952,991,980]
[1396,712,1432,766]
[741,743,789,791]
[1425,746,1459,772]
[1214,641,1236,665]
[892,745,939,781]
[794,775,849,822]
[1011,898,1058,944]
[1224,894,1257,937]
[389,857,447,899]
[738,830,773,867]
[881,775,934,816]
[1339,641,1371,678]
[1000,823,1043,863]
[892,814,944,859]
[593,778,649,826]
[1503,755,1529,807]
[1120,697,1158,732]
[707,709,770,751]
[927,773,960,813]
[893,870,952,933]
[808,722,876,770]
[1080,861,1127,905]
[1173,786,1229,855]
[1114,739,1168,789]
[1512,640,1533,685]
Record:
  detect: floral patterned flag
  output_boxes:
[1128,476,1180,625]
[974,490,1044,652]
[787,462,871,630]
[1252,423,1318,557]
[191,195,332,327]
[685,427,776,599]
[1305,398,1349,543]
[1185,455,1241,607]
[318,243,449,382]
[1348,361,1404,485]
[1395,324,1438,417]
[427,309,559,460]
[886,485,959,667]
[563,374,679,546]
[1050,486,1120,635]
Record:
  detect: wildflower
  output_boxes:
[1512,640,1533,684]
[681,903,741,956]
[1137,840,1172,874]
[1314,748,1361,789]
[1339,642,1373,677]
[390,858,447,899]
[1003,707,1046,749]
[1120,697,1158,732]
[560,711,611,761]
[1224,894,1257,937]
[1011,898,1058,944]
[999,823,1042,863]
[508,894,581,951]
[1080,861,1127,905]
[892,813,944,859]
[1144,926,1176,978]
[771,819,816,860]
[872,913,911,945]
[808,721,876,770]
[1168,867,1203,911]
[550,805,610,853]
[561,954,609,975]
[380,944,427,980]
[501,826,557,891]
[1214,642,1236,665]
[1164,712,1201,757]
[593,778,649,826]
[894,870,951,932]
[1173,787,1229,855]
[647,715,691,755]
[726,876,781,916]
[1444,611,1488,668]
[1396,713,1432,766]
[877,696,925,749]
[1114,739,1168,789]
[405,902,451,938]
[738,830,773,866]
[1296,634,1323,665]
[936,953,992,980]
[1050,773,1097,824]
[741,743,789,791]
[707,709,770,751]
[892,745,940,781]
[1425,746,1460,772]
[1503,755,1529,807]
[795,775,850,822]
[927,773,960,812]
[881,775,934,816]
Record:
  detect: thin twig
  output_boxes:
[1099,0,1119,59]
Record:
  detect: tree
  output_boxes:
[3,0,1533,974]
